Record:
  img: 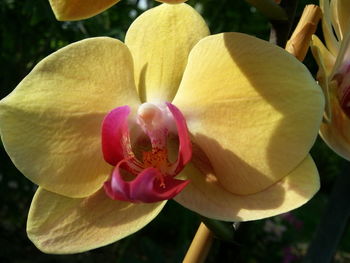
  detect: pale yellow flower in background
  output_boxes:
[48,0,187,21]
[0,3,324,254]
[311,0,350,160]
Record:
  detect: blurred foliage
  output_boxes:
[1,0,350,262]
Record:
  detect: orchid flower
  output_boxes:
[0,3,324,254]
[311,0,350,160]
[48,0,187,21]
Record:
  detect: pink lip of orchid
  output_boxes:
[102,102,191,203]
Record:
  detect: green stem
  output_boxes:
[201,217,237,243]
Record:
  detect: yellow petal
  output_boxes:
[174,155,319,221]
[156,0,188,3]
[27,187,165,254]
[333,0,350,39]
[125,3,209,103]
[49,0,121,21]
[320,0,340,56]
[313,30,350,160]
[311,35,336,76]
[311,35,335,121]
[0,37,140,198]
[173,33,324,195]
[320,85,350,160]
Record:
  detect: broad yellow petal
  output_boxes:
[175,155,319,221]
[320,85,350,160]
[173,33,324,195]
[0,37,140,198]
[125,3,209,103]
[49,0,121,21]
[27,187,165,254]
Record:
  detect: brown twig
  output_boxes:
[183,223,214,263]
[285,5,322,61]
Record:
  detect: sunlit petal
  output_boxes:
[27,187,165,254]
[0,38,140,198]
[175,155,319,221]
[173,33,324,195]
[125,3,209,103]
[49,0,121,21]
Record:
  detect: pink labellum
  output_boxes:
[166,102,192,174]
[102,102,192,203]
[104,166,189,203]
[101,106,131,166]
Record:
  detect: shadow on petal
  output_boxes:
[222,33,324,182]
[174,133,319,222]
[173,33,323,195]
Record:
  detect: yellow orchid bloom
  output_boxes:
[311,0,350,160]
[49,0,187,21]
[0,3,324,254]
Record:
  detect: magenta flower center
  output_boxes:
[101,102,192,203]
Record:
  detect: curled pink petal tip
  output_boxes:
[104,167,189,203]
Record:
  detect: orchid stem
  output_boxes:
[285,5,322,61]
[183,222,214,263]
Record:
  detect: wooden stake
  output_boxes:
[183,223,214,263]
[285,5,322,61]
